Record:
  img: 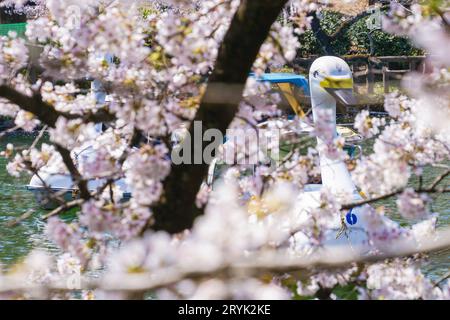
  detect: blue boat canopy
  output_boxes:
[250,73,310,117]
[251,73,309,94]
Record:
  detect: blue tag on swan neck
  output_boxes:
[346,209,357,225]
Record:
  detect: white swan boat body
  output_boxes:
[292,56,378,251]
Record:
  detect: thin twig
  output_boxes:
[29,125,48,150]
[342,184,450,210]
[433,270,450,288]
[428,168,450,191]
[5,209,35,227]
[41,199,83,220]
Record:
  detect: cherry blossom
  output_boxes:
[0,0,448,300]
[354,110,385,139]
[396,188,430,220]
[365,258,449,300]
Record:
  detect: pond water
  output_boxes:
[0,135,58,269]
[0,134,448,280]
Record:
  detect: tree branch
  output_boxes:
[307,5,389,55]
[0,85,59,127]
[428,168,450,191]
[41,199,84,220]
[0,85,115,128]
[341,172,450,211]
[55,145,90,200]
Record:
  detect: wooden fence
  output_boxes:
[290,55,427,95]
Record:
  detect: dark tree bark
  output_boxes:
[309,11,335,55]
[0,85,59,127]
[0,6,26,24]
[152,0,289,233]
[0,85,115,126]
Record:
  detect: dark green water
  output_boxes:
[0,135,58,269]
[378,170,450,280]
[0,135,448,280]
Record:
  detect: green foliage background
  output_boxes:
[297,10,423,57]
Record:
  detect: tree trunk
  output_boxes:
[152,0,289,233]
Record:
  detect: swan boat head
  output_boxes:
[309,56,358,107]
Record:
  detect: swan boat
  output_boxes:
[207,56,398,251]
[292,56,372,250]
